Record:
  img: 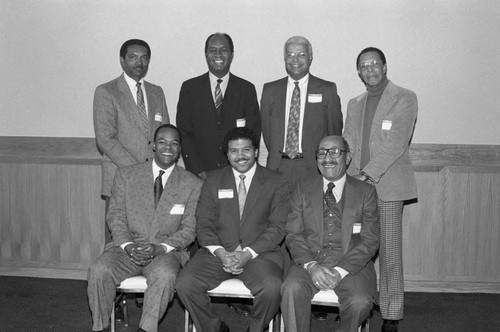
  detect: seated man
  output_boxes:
[281,135,379,332]
[87,124,203,332]
[176,127,290,332]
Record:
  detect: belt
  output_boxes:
[280,152,304,160]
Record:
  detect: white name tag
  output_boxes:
[382,120,392,130]
[170,204,185,215]
[155,113,163,122]
[236,118,246,127]
[353,223,362,234]
[218,189,234,199]
[308,94,322,103]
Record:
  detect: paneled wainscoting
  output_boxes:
[1,137,499,293]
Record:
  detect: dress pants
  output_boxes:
[87,246,182,332]
[281,264,375,332]
[176,248,283,332]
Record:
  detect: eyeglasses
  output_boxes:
[358,60,383,71]
[316,148,346,159]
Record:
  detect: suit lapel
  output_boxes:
[341,177,357,254]
[310,176,325,241]
[151,165,180,237]
[240,165,265,224]
[274,78,288,150]
[220,167,240,228]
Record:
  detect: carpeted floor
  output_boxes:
[1,276,499,331]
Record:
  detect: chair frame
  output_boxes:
[110,276,148,332]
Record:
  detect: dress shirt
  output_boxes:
[120,160,176,253]
[206,163,259,258]
[123,72,149,115]
[282,74,309,152]
[208,71,230,103]
[304,174,349,280]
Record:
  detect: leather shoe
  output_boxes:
[137,328,148,332]
[311,309,328,320]
[381,319,399,332]
[229,303,252,316]
[219,321,230,332]
[135,295,144,308]
[94,328,110,332]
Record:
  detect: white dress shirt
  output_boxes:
[123,72,149,115]
[282,73,309,152]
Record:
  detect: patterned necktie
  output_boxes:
[325,182,336,210]
[215,79,223,115]
[285,81,300,159]
[154,170,165,208]
[136,82,149,136]
[238,174,247,219]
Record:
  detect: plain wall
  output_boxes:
[1,0,499,144]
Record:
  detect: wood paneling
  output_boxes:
[0,138,499,292]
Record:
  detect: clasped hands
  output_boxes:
[309,264,341,291]
[215,247,252,275]
[124,243,165,267]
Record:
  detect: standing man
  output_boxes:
[177,32,261,179]
[176,127,290,332]
[343,47,418,332]
[281,135,379,332]
[261,35,343,190]
[87,124,202,332]
[94,39,169,242]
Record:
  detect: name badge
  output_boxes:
[236,118,246,127]
[382,120,392,130]
[308,94,322,103]
[155,113,163,122]
[170,204,185,215]
[353,223,362,234]
[218,189,234,199]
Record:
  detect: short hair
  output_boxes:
[120,39,151,59]
[223,127,258,153]
[154,124,181,142]
[204,33,234,53]
[356,47,386,68]
[283,36,313,58]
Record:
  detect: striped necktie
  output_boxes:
[136,82,149,136]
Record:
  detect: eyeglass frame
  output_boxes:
[315,148,347,159]
[358,59,383,71]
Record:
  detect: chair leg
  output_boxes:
[110,301,115,332]
[185,308,195,332]
[122,295,129,326]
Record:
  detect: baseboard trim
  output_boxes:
[0,267,87,280]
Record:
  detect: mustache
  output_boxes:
[234,158,249,163]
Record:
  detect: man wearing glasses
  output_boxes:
[281,135,379,332]
[343,47,418,332]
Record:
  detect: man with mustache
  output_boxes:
[177,127,290,332]
[177,32,261,180]
[281,135,379,332]
[93,39,169,243]
[88,124,202,332]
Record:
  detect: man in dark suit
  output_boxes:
[176,127,290,332]
[261,36,343,190]
[176,33,261,179]
[87,124,202,332]
[343,47,418,332]
[93,39,169,242]
[281,135,379,332]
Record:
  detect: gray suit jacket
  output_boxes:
[261,74,343,174]
[107,162,202,265]
[285,175,379,292]
[343,80,417,201]
[93,74,169,196]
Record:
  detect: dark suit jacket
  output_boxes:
[195,165,289,256]
[176,73,261,175]
[285,175,379,290]
[344,81,418,201]
[107,162,202,265]
[93,74,169,196]
[261,74,343,173]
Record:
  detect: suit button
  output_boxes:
[217,163,221,167]
[218,146,222,150]
[239,240,243,243]
[148,141,151,144]
[146,158,149,161]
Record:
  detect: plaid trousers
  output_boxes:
[378,199,404,320]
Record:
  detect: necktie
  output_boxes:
[285,81,300,159]
[325,182,336,210]
[215,79,223,115]
[238,174,247,219]
[136,82,149,136]
[154,170,165,208]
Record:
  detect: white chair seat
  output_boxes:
[117,275,148,292]
[311,289,340,306]
[207,278,253,298]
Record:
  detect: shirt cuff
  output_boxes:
[333,266,349,279]
[304,261,318,273]
[161,243,175,253]
[243,247,258,259]
[120,242,133,251]
[206,245,223,255]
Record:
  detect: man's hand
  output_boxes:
[226,250,252,270]
[124,243,164,267]
[139,243,166,258]
[198,171,207,180]
[214,248,241,274]
[309,264,341,290]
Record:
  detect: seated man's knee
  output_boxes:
[345,294,373,313]
[280,277,305,297]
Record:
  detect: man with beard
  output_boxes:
[176,127,290,332]
[87,124,202,332]
[343,47,418,332]
[93,39,169,243]
[177,33,260,180]
[281,135,379,332]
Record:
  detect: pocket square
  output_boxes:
[352,223,362,234]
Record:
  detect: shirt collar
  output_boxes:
[287,73,309,86]
[123,72,144,90]
[323,174,346,201]
[209,71,230,85]
[232,162,257,184]
[152,159,175,179]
